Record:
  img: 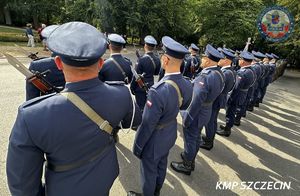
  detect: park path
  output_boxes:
[0,47,299,196]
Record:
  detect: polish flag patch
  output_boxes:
[199,81,204,86]
[146,100,152,107]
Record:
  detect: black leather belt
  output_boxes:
[47,138,114,172]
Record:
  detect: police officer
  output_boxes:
[182,43,201,79]
[170,44,224,175]
[259,53,275,103]
[128,36,193,196]
[246,51,265,111]
[6,22,142,196]
[217,51,256,137]
[267,53,278,83]
[201,48,236,150]
[234,53,258,126]
[130,35,161,110]
[252,51,267,107]
[26,25,65,100]
[98,33,133,84]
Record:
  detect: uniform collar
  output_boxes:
[162,72,182,80]
[110,53,122,57]
[221,65,232,69]
[64,77,103,92]
[146,51,153,54]
[164,72,181,76]
[204,65,218,70]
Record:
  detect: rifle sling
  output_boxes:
[111,58,128,81]
[164,80,183,107]
[145,54,156,71]
[60,92,113,135]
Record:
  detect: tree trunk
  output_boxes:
[33,13,38,29]
[4,5,11,25]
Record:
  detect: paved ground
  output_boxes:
[0,46,299,196]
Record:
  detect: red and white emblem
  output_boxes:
[146,100,152,107]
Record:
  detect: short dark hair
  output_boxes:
[110,44,122,53]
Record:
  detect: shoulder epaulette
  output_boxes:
[105,81,125,85]
[152,80,165,89]
[22,93,56,108]
[124,57,132,63]
[201,69,211,75]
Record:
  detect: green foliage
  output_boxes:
[1,0,299,67]
[193,0,263,49]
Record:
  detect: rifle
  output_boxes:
[130,63,149,92]
[3,52,61,94]
[243,37,251,52]
[133,43,141,60]
[14,43,40,60]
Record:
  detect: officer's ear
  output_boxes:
[97,58,104,70]
[54,56,63,70]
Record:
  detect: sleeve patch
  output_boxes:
[199,81,205,86]
[146,100,152,107]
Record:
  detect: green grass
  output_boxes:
[0,25,39,42]
[0,26,26,33]
[0,41,43,47]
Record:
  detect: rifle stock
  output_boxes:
[28,70,61,94]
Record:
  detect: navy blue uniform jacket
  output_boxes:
[98,54,133,83]
[133,74,193,160]
[130,52,161,93]
[7,78,142,196]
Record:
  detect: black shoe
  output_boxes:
[170,161,192,175]
[247,106,254,112]
[113,133,119,143]
[199,137,214,151]
[180,152,195,171]
[219,124,226,130]
[216,126,231,137]
[234,119,240,126]
[154,185,162,196]
[127,191,142,196]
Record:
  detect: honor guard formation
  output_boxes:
[5,21,282,196]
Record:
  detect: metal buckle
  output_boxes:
[99,120,109,130]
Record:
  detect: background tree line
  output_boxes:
[0,0,299,68]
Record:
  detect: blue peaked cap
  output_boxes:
[240,51,255,62]
[162,36,189,59]
[203,44,224,62]
[144,35,157,46]
[108,33,126,46]
[252,51,266,59]
[41,25,59,39]
[190,43,199,51]
[271,53,279,59]
[47,21,107,67]
[221,48,235,60]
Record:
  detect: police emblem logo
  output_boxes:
[257,6,294,42]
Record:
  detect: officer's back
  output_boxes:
[183,43,201,80]
[99,33,133,83]
[229,52,256,105]
[7,22,141,196]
